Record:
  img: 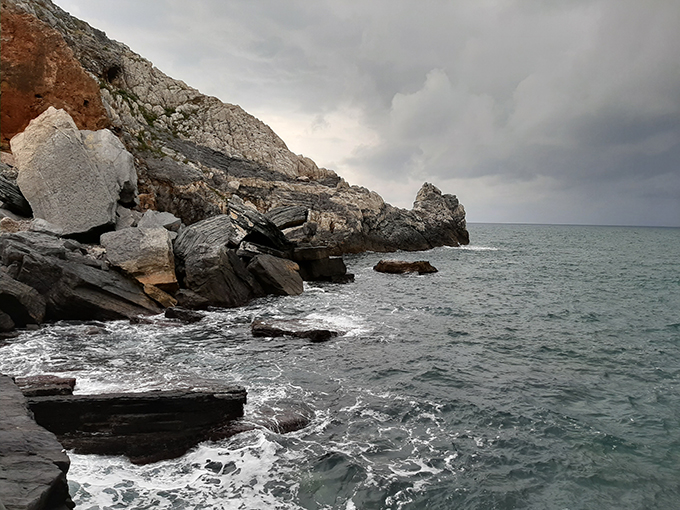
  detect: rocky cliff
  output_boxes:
[1,0,469,253]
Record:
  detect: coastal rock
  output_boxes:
[0,375,73,510]
[10,107,137,237]
[100,227,177,290]
[246,254,303,296]
[0,172,32,217]
[137,209,182,232]
[412,182,469,246]
[251,319,339,343]
[0,231,163,321]
[291,246,353,283]
[143,283,178,308]
[14,375,76,397]
[373,260,438,275]
[183,244,263,308]
[265,205,308,229]
[164,307,205,323]
[26,387,247,465]
[0,271,46,326]
[228,196,292,253]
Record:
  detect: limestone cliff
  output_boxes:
[1,0,469,253]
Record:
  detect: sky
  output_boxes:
[54,0,680,226]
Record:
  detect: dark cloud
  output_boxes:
[54,0,680,226]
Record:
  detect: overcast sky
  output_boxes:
[54,0,680,226]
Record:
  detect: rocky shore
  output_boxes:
[0,0,470,507]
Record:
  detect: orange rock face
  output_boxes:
[0,4,109,150]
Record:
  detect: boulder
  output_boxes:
[265,205,308,229]
[0,231,163,321]
[26,386,247,465]
[291,246,353,283]
[183,244,263,308]
[10,107,137,237]
[0,271,46,326]
[115,205,143,230]
[373,260,438,275]
[173,214,247,275]
[251,319,339,343]
[137,209,182,232]
[0,375,73,510]
[228,196,293,252]
[100,227,177,290]
[143,283,178,308]
[247,254,303,296]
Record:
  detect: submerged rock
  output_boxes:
[251,319,339,343]
[373,260,438,275]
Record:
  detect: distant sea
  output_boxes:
[1,223,679,509]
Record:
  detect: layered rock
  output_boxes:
[2,0,469,254]
[10,107,137,237]
[373,260,439,275]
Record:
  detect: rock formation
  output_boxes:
[373,260,439,275]
[1,0,469,255]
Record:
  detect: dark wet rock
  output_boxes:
[373,260,438,275]
[26,386,247,465]
[0,271,46,327]
[0,231,162,321]
[14,375,76,397]
[291,246,353,283]
[183,244,264,308]
[228,196,293,253]
[236,240,288,260]
[247,254,303,296]
[211,400,314,438]
[265,205,308,230]
[0,172,32,217]
[0,375,73,510]
[164,307,205,323]
[251,319,339,343]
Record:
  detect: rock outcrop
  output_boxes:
[1,0,469,254]
[10,107,137,237]
[251,319,340,343]
[0,375,73,510]
[373,260,439,275]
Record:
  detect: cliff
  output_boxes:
[0,0,469,253]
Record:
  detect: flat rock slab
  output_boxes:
[373,259,438,275]
[27,387,247,465]
[0,375,73,510]
[14,375,76,397]
[251,319,339,343]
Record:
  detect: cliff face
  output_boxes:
[1,0,469,253]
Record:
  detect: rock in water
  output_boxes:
[373,260,438,275]
[247,254,303,296]
[251,319,339,343]
[10,107,137,237]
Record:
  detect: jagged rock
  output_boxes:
[0,231,162,321]
[14,375,76,397]
[0,0,109,149]
[373,260,438,275]
[26,386,247,465]
[100,227,177,290]
[0,172,32,217]
[291,246,353,283]
[137,209,182,232]
[265,205,308,229]
[0,216,31,233]
[183,244,263,308]
[412,182,469,246]
[0,271,46,327]
[10,107,137,237]
[0,375,73,510]
[228,196,293,252]
[236,240,287,260]
[143,283,178,308]
[29,218,63,237]
[164,307,205,323]
[247,254,303,296]
[173,214,247,276]
[115,204,143,230]
[0,310,16,332]
[251,319,339,343]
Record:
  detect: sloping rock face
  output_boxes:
[0,375,73,510]
[0,0,109,150]
[3,0,469,253]
[10,107,137,237]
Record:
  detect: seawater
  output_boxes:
[1,224,679,509]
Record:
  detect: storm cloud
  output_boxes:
[55,0,680,226]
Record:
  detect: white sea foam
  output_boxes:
[448,245,499,251]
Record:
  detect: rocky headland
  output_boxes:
[0,1,469,508]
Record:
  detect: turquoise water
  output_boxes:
[1,224,679,509]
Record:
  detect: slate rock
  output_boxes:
[251,319,339,343]
[0,172,31,217]
[373,260,438,275]
[164,307,205,323]
[0,271,46,326]
[265,205,308,230]
[247,254,303,296]
[228,196,292,252]
[14,375,76,397]
[137,209,182,232]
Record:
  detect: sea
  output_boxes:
[1,223,679,510]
